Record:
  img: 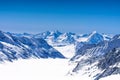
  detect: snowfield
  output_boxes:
[0,30,119,80]
[0,59,94,80]
[99,74,120,80]
[54,44,75,58]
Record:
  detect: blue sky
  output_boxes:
[0,0,120,34]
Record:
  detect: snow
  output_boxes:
[0,30,117,80]
[0,59,93,80]
[76,37,88,42]
[54,44,75,58]
[58,33,68,42]
[1,42,23,54]
[3,32,14,42]
[99,74,120,80]
[1,41,15,47]
[88,31,97,39]
[118,36,120,39]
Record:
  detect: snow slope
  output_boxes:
[70,35,120,80]
[54,44,75,58]
[0,30,65,62]
[0,59,91,80]
[0,30,118,80]
[99,74,120,80]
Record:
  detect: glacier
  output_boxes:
[0,30,119,80]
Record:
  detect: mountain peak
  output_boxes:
[112,34,120,40]
[53,30,62,34]
[87,31,104,44]
[50,30,62,36]
[89,31,99,36]
[92,31,97,34]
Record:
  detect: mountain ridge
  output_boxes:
[70,32,120,80]
[0,30,65,62]
[0,30,119,80]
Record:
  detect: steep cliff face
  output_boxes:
[72,34,120,60]
[96,48,120,80]
[70,34,120,80]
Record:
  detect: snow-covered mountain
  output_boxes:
[0,30,65,62]
[33,31,112,58]
[34,30,112,47]
[69,34,120,80]
[96,48,120,80]
[34,30,119,80]
[34,30,77,46]
[0,30,118,80]
[0,30,112,60]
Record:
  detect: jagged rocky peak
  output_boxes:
[91,30,97,34]
[98,48,120,70]
[64,32,76,36]
[49,30,63,39]
[96,48,120,80]
[35,31,51,38]
[35,30,62,39]
[58,32,76,43]
[70,33,120,80]
[87,31,104,44]
[112,34,120,40]
[34,30,112,47]
[50,30,62,35]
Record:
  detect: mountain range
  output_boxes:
[34,30,112,46]
[0,30,119,80]
[0,30,65,62]
[70,33,120,80]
